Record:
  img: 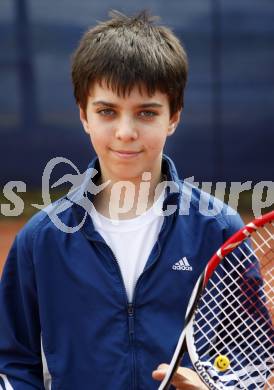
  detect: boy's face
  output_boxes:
[80,81,181,183]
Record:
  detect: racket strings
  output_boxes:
[199,256,271,340]
[205,261,265,324]
[197,279,271,353]
[225,251,271,326]
[192,222,274,389]
[196,280,272,380]
[244,223,274,322]
[209,228,273,329]
[204,226,273,313]
[198,279,272,367]
[194,286,273,388]
[194,313,268,388]
[241,242,274,314]
[197,283,271,350]
[201,250,273,341]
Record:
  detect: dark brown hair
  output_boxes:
[71,10,188,116]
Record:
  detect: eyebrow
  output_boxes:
[92,100,164,109]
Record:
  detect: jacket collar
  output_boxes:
[68,154,182,237]
[161,154,182,212]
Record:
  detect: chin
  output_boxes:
[112,169,143,182]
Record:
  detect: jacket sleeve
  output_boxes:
[0,228,44,389]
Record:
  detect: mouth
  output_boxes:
[110,149,142,159]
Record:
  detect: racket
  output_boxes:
[159,210,274,389]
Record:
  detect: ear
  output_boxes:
[79,105,90,134]
[167,109,182,136]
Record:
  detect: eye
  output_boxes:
[97,108,115,117]
[138,111,158,119]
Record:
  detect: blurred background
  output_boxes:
[0,0,274,269]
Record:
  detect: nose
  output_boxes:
[115,117,138,141]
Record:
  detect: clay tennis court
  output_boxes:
[0,219,27,274]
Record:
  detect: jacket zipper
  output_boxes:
[91,238,137,389]
[109,251,137,390]
[127,302,136,389]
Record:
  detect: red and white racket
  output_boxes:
[159,210,274,389]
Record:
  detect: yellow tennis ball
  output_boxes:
[214,355,230,371]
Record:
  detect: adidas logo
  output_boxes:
[172,257,193,271]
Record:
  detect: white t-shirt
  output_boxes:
[90,192,165,302]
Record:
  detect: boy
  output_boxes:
[0,10,245,390]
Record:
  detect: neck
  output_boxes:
[92,170,166,220]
